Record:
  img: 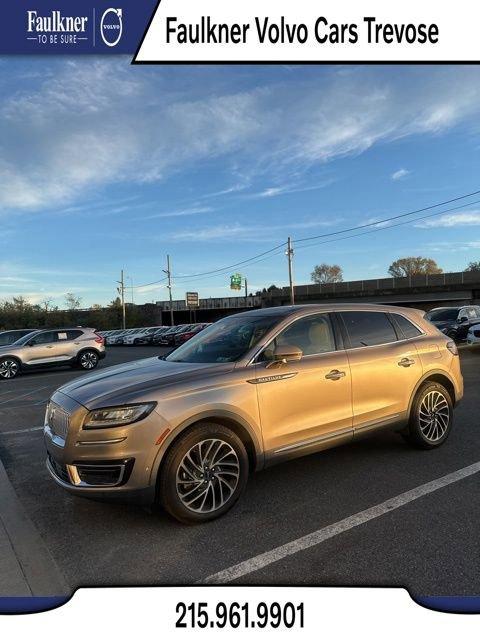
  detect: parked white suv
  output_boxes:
[0,328,106,379]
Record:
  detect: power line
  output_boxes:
[294,198,480,252]
[173,241,287,280]
[294,189,480,244]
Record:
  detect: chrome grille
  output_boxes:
[47,402,70,440]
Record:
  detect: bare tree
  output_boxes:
[64,292,82,310]
[465,261,480,272]
[388,257,442,278]
[311,263,343,284]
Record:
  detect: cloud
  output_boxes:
[138,206,213,221]
[3,63,480,213]
[251,180,335,199]
[168,218,340,242]
[391,168,410,181]
[415,211,480,228]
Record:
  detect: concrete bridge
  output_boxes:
[154,270,480,324]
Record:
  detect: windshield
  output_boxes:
[426,308,459,321]
[166,314,281,363]
[13,331,40,345]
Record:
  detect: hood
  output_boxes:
[57,356,234,408]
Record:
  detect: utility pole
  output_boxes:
[286,236,295,305]
[116,269,126,330]
[244,277,248,308]
[163,254,174,326]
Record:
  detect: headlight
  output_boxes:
[83,402,156,429]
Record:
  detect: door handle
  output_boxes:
[46,345,53,349]
[398,357,415,367]
[325,369,346,381]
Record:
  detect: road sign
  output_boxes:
[185,291,199,308]
[230,273,242,290]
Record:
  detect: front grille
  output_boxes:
[48,454,70,484]
[47,402,70,440]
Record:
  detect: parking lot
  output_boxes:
[0,344,479,597]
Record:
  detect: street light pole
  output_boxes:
[286,236,295,305]
[244,277,248,308]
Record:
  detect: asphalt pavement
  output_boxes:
[0,345,479,598]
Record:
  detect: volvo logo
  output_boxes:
[100,8,123,47]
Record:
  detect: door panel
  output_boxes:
[346,341,421,430]
[255,352,353,454]
[254,312,353,455]
[339,311,422,433]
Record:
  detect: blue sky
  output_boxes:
[0,61,479,308]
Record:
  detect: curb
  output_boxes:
[0,457,69,597]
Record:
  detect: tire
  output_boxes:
[77,350,99,371]
[404,381,453,449]
[158,423,249,524]
[0,357,21,380]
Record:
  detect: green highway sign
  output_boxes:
[230,273,242,290]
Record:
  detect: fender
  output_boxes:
[149,408,264,485]
[407,368,459,417]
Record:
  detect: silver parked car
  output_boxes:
[0,328,106,379]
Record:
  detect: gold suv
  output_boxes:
[44,304,463,524]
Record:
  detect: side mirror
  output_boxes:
[266,344,303,368]
[459,316,469,323]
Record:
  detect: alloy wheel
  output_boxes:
[418,390,450,442]
[80,352,98,369]
[176,438,240,513]
[0,359,19,379]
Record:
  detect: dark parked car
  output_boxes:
[151,327,171,345]
[425,305,480,341]
[173,323,211,346]
[0,329,36,346]
[156,325,193,347]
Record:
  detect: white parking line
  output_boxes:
[0,426,43,436]
[202,461,480,584]
[0,386,49,406]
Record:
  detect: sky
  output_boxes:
[0,61,479,308]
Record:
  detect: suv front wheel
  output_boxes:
[158,423,249,524]
[404,381,453,449]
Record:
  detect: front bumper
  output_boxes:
[44,390,169,505]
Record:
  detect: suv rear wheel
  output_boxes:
[404,381,453,449]
[0,357,20,380]
[77,350,99,371]
[158,422,249,524]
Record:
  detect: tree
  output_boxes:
[311,263,343,284]
[64,292,82,310]
[388,257,442,278]
[40,299,53,312]
[465,261,480,272]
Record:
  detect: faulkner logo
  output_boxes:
[26,10,89,45]
[100,8,123,47]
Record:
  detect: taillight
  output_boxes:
[446,341,458,355]
[94,333,104,344]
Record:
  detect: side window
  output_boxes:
[341,312,397,348]
[466,308,477,319]
[30,331,57,345]
[0,333,13,345]
[66,330,82,340]
[391,314,422,339]
[261,314,336,360]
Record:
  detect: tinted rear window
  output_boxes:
[392,314,422,339]
[341,311,397,348]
